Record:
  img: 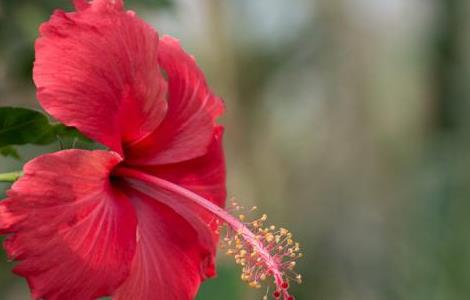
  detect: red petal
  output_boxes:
[125,36,224,165]
[142,127,226,207]
[141,127,226,234]
[114,128,225,281]
[33,2,167,154]
[72,0,89,11]
[113,190,212,300]
[0,150,137,300]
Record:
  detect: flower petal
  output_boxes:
[141,127,225,205]
[113,189,212,300]
[140,127,226,231]
[33,1,167,154]
[0,150,137,300]
[73,0,89,11]
[125,36,224,165]
[113,128,225,282]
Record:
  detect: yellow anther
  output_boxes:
[249,281,260,288]
[219,201,302,295]
[265,233,274,242]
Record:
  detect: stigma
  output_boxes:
[220,200,303,299]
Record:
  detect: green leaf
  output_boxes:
[0,146,20,159]
[0,107,58,147]
[0,107,88,148]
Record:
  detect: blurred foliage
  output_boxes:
[0,146,19,160]
[196,265,242,300]
[1,0,470,299]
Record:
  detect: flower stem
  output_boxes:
[0,171,22,183]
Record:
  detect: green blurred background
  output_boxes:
[1,0,470,299]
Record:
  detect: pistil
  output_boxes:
[114,166,301,300]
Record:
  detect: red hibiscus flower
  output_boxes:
[0,1,301,299]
